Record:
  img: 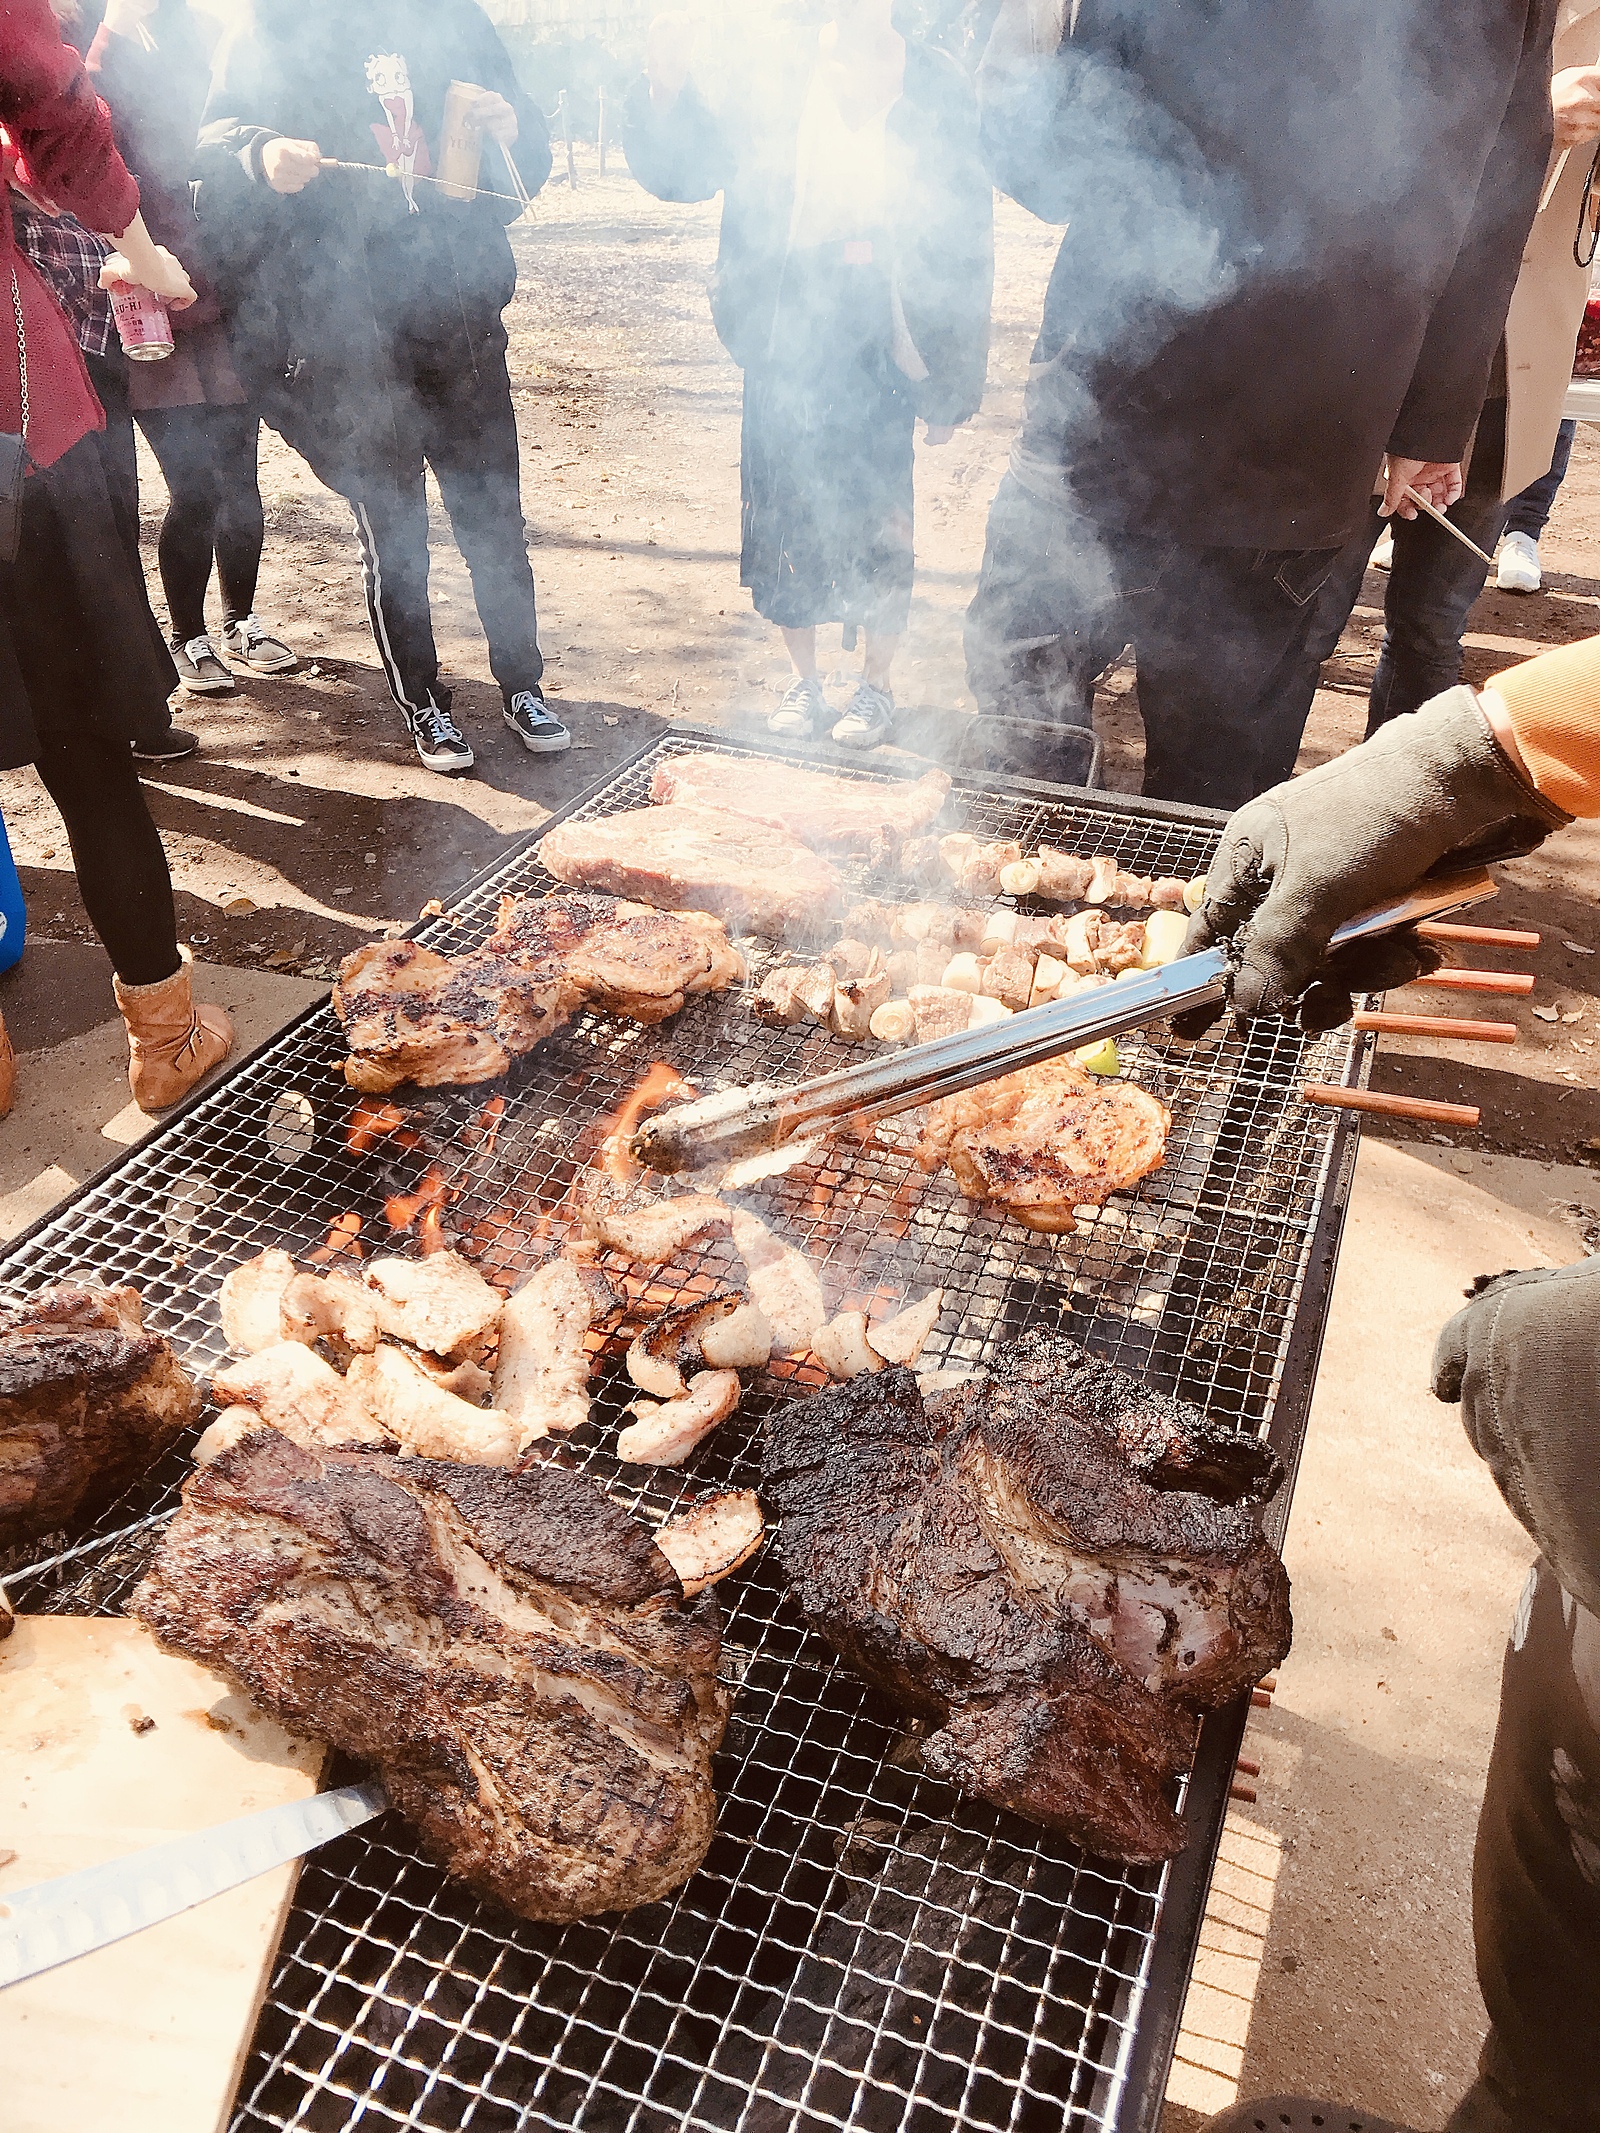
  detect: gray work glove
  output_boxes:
[1176,685,1568,1034]
[1433,1257,1600,1621]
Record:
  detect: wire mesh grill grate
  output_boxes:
[0,733,1368,2133]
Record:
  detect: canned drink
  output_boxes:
[108,282,174,362]
[437,79,486,201]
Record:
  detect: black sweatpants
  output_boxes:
[964,473,1341,811]
[136,402,266,644]
[344,314,542,717]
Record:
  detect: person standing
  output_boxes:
[1497,415,1577,591]
[194,0,562,775]
[965,0,1560,809]
[625,1,993,749]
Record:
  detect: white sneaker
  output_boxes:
[831,678,894,750]
[221,614,298,672]
[1496,531,1542,594]
[1369,530,1395,571]
[768,675,830,740]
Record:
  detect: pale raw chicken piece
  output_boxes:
[347,1346,517,1467]
[627,1294,750,1400]
[617,1370,742,1466]
[812,1311,883,1381]
[867,1290,943,1368]
[730,1210,826,1355]
[698,1301,773,1370]
[654,1490,766,1595]
[193,1406,262,1466]
[410,1352,495,1404]
[364,1251,503,1360]
[219,1250,297,1354]
[493,1256,616,1446]
[279,1270,381,1355]
[213,1342,392,1450]
[579,1192,733,1265]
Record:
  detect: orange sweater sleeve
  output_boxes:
[1490,636,1600,818]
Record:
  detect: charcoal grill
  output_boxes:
[0,730,1373,2133]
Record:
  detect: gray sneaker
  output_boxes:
[171,633,234,694]
[221,614,297,672]
[407,698,475,775]
[768,674,830,740]
[832,678,894,750]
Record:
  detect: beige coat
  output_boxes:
[1502,0,1600,497]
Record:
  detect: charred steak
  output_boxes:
[131,1429,729,1921]
[763,1331,1291,1863]
[334,893,742,1093]
[0,1283,201,1550]
[648,755,950,858]
[538,803,841,939]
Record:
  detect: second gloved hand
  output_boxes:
[1180,684,1567,1031]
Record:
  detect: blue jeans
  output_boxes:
[1503,418,1576,544]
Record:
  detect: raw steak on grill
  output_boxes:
[648,755,950,858]
[131,1428,730,1920]
[538,803,841,939]
[0,1283,201,1550]
[762,1330,1291,1863]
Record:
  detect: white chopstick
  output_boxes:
[1401,485,1497,569]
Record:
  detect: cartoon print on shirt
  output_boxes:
[366,51,431,212]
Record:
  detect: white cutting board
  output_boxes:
[0,1616,328,2133]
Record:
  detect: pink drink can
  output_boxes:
[108,282,174,362]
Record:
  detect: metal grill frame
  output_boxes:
[0,729,1372,2133]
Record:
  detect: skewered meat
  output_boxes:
[334,894,742,1092]
[917,1059,1170,1234]
[762,1332,1291,1862]
[219,1250,297,1354]
[0,1283,201,1549]
[579,1191,732,1264]
[346,1346,517,1467]
[364,1251,503,1361]
[648,755,950,857]
[655,1490,765,1595]
[618,1369,743,1466]
[130,1431,730,1921]
[493,1256,616,1445]
[213,1342,393,1452]
[539,803,842,939]
[730,1210,825,1355]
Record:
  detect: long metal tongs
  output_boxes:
[631,869,1500,1176]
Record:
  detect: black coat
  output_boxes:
[980,0,1558,549]
[623,30,993,429]
[193,0,550,492]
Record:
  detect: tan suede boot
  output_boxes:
[113,950,234,1113]
[0,1011,15,1120]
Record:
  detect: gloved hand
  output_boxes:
[1176,685,1568,1033]
[1433,1256,1600,1621]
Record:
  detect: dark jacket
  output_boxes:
[192,0,550,490]
[622,29,993,428]
[980,0,1558,549]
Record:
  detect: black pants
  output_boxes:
[1446,1560,1600,2133]
[83,350,181,691]
[136,402,265,644]
[964,474,1339,810]
[342,316,542,716]
[35,732,180,986]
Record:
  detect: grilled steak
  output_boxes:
[763,1331,1291,1863]
[648,755,950,858]
[131,1429,730,1920]
[0,1283,201,1549]
[539,803,841,939]
[334,893,742,1093]
[915,1059,1171,1233]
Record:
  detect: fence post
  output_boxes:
[558,89,578,190]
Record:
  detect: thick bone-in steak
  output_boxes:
[648,756,950,857]
[131,1430,729,1921]
[0,1283,201,1549]
[538,804,841,939]
[763,1331,1290,1863]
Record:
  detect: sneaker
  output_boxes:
[171,633,234,694]
[1496,530,1543,594]
[503,688,571,754]
[407,698,475,775]
[221,614,297,672]
[1369,529,1395,571]
[831,678,894,750]
[132,724,200,763]
[768,674,830,740]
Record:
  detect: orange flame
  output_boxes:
[308,1212,364,1263]
[473,1095,506,1157]
[386,1166,449,1233]
[419,1203,448,1255]
[347,1098,420,1155]
[594,1062,696,1189]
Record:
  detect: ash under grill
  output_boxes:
[0,732,1371,2133]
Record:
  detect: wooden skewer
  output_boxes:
[1302,1083,1481,1127]
[1407,966,1536,997]
[1416,920,1540,950]
[1401,486,1497,567]
[1352,1011,1518,1044]
[1540,146,1573,215]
